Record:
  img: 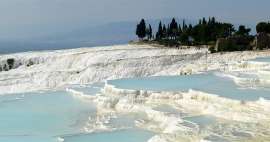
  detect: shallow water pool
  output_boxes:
[108,72,270,101]
[67,83,104,96]
[184,115,217,128]
[0,89,154,142]
[0,91,95,142]
[250,56,270,63]
[62,129,154,142]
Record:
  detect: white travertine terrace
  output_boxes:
[1,44,270,142]
[0,44,270,95]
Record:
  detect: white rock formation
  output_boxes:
[1,44,270,95]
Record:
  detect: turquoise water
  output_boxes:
[2,56,270,141]
[0,90,154,142]
[0,91,95,142]
[63,129,154,142]
[67,83,103,95]
[203,135,230,142]
[153,105,181,114]
[184,115,217,128]
[108,72,270,101]
[251,56,270,63]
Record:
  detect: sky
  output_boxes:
[0,0,269,40]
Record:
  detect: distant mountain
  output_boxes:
[41,18,197,44]
[0,18,197,54]
[1,18,256,55]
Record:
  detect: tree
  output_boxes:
[210,17,216,25]
[182,20,187,32]
[136,24,141,39]
[149,24,152,39]
[202,17,207,25]
[191,17,235,44]
[256,22,270,34]
[235,25,251,36]
[199,19,202,25]
[163,24,167,38]
[167,24,171,39]
[7,58,15,69]
[177,24,182,39]
[187,24,193,35]
[169,18,178,39]
[222,23,235,37]
[136,19,147,40]
[135,17,252,49]
[180,32,189,44]
[3,64,8,71]
[156,21,163,40]
[146,24,153,40]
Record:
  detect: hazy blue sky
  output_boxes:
[0,0,269,39]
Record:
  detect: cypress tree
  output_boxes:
[182,20,186,31]
[178,24,182,39]
[211,17,216,24]
[136,24,140,38]
[136,19,146,40]
[170,18,178,39]
[202,17,207,25]
[149,24,152,40]
[135,17,250,49]
[146,24,153,40]
[156,21,163,40]
[163,24,167,39]
[199,19,202,25]
[167,24,171,39]
[187,24,193,35]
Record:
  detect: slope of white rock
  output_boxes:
[1,44,270,142]
[0,44,270,95]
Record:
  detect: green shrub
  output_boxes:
[7,58,15,69]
